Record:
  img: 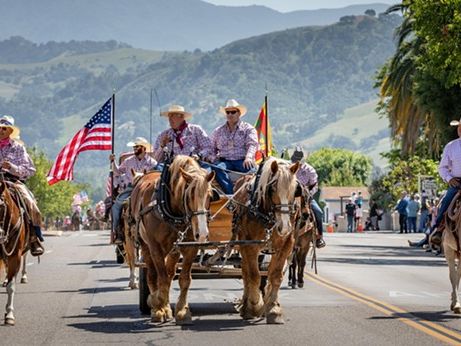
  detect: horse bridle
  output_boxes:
[182,183,211,222]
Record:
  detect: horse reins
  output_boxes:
[0,184,25,257]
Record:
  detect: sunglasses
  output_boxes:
[0,127,10,131]
[226,110,238,115]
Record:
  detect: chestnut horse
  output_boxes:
[288,200,315,289]
[234,157,300,324]
[131,155,214,324]
[0,181,29,325]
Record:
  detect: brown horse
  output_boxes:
[288,199,315,289]
[442,193,461,314]
[131,155,214,324]
[234,157,300,324]
[0,181,29,325]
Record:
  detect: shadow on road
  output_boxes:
[67,260,120,268]
[370,310,461,325]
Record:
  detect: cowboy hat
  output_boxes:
[126,137,152,152]
[290,146,304,163]
[450,117,461,126]
[160,105,192,120]
[219,99,247,117]
[0,115,20,139]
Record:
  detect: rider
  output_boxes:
[153,105,212,166]
[209,99,259,194]
[290,147,326,249]
[110,137,157,244]
[430,116,461,245]
[0,115,44,256]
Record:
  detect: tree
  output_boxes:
[365,9,376,17]
[369,151,444,210]
[307,148,372,187]
[26,148,86,218]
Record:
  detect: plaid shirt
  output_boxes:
[210,120,259,162]
[296,162,318,195]
[114,154,157,188]
[0,139,36,180]
[153,123,212,162]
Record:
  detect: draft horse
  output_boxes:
[234,157,300,324]
[0,180,29,325]
[442,192,461,314]
[131,155,214,324]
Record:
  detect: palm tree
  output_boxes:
[377,3,436,155]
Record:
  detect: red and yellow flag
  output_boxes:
[254,101,273,163]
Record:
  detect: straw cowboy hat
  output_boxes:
[126,137,152,152]
[160,105,192,120]
[219,99,247,117]
[0,115,20,139]
[450,116,461,126]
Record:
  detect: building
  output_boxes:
[320,186,369,222]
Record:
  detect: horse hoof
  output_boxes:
[20,277,28,284]
[266,313,285,324]
[454,306,461,314]
[297,282,304,288]
[290,284,296,289]
[2,281,7,287]
[4,315,15,326]
[175,317,193,325]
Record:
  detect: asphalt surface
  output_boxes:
[1,230,460,345]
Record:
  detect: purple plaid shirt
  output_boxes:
[153,123,212,162]
[296,162,318,195]
[114,154,157,187]
[210,120,259,162]
[0,139,36,180]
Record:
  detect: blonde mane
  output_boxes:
[254,157,298,206]
[168,155,209,210]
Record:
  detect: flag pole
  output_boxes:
[264,83,269,157]
[110,92,115,243]
[149,88,153,148]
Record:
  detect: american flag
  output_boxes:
[47,97,112,185]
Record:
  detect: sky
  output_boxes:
[204,1,394,13]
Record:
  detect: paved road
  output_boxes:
[1,230,460,345]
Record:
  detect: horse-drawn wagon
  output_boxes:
[118,154,315,324]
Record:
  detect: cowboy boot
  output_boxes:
[114,225,124,245]
[429,228,443,246]
[315,236,326,248]
[30,236,44,256]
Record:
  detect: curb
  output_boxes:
[43,230,63,237]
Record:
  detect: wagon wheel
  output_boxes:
[139,267,150,315]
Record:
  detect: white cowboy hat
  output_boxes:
[0,115,20,139]
[450,117,461,126]
[219,99,247,117]
[126,137,152,152]
[160,105,192,120]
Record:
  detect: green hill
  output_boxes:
[0,13,400,199]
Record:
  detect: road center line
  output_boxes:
[305,272,461,345]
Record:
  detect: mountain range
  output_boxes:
[0,12,400,199]
[0,0,391,50]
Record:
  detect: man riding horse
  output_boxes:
[0,115,44,256]
[290,147,326,248]
[431,116,461,245]
[110,137,157,244]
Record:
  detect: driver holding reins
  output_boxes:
[0,115,44,256]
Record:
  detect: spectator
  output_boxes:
[395,191,409,234]
[355,203,363,231]
[345,198,356,233]
[407,194,420,233]
[355,191,363,208]
[418,191,430,233]
[369,200,379,231]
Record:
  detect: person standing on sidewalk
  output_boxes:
[345,198,356,233]
[395,191,409,234]
[418,191,430,233]
[407,194,420,233]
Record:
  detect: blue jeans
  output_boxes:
[418,209,429,232]
[311,199,324,235]
[111,186,133,229]
[435,186,459,228]
[211,159,254,194]
[407,216,417,233]
[347,215,354,232]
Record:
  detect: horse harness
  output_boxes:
[138,157,210,245]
